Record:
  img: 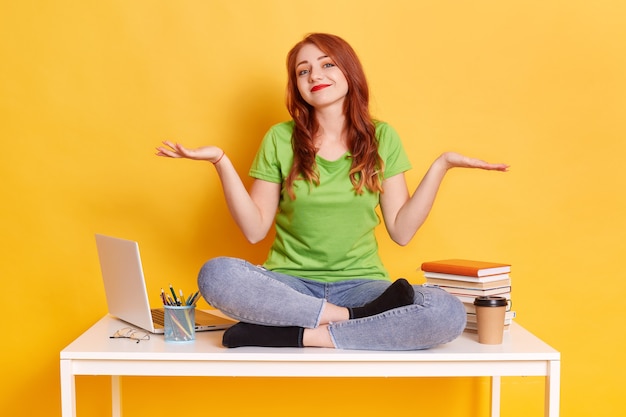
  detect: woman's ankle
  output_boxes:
[319,303,350,325]
[302,325,335,348]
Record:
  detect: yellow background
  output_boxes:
[2,1,625,416]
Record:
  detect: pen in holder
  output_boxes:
[164,304,195,343]
[161,286,200,343]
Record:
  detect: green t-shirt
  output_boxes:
[249,120,412,283]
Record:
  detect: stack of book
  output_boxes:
[420,259,516,332]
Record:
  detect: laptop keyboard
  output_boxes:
[151,309,166,326]
[151,308,225,326]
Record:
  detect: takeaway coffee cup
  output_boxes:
[473,296,507,344]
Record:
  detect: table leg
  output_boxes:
[490,376,501,417]
[545,360,561,417]
[60,360,76,417]
[112,376,122,417]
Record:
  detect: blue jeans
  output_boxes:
[198,257,466,350]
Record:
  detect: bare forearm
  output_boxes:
[385,151,508,246]
[392,156,449,245]
[213,156,271,243]
[156,141,277,243]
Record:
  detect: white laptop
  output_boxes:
[95,234,236,334]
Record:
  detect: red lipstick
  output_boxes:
[311,84,331,92]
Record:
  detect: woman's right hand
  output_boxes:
[156,140,224,163]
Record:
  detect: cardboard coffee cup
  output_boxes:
[473,296,507,344]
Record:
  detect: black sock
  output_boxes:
[348,278,414,319]
[222,322,304,348]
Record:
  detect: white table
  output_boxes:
[60,315,560,417]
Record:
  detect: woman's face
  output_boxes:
[294,43,349,110]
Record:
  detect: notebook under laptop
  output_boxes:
[95,234,236,334]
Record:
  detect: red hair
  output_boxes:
[285,33,384,199]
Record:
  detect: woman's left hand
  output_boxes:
[439,151,509,172]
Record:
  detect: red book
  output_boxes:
[421,259,511,277]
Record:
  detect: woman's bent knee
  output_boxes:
[197,256,243,306]
[434,288,467,343]
[419,286,466,346]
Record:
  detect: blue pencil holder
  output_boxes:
[164,305,195,343]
